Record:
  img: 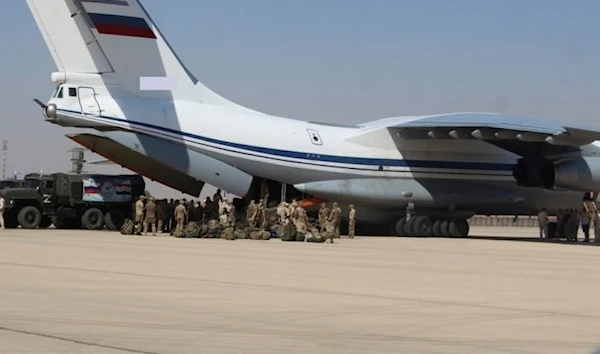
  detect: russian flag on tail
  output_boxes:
[88,13,156,39]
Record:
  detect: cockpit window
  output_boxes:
[69,87,77,97]
[51,85,60,98]
[56,87,63,99]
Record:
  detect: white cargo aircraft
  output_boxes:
[26,0,599,237]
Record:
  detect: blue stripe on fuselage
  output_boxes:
[58,109,515,172]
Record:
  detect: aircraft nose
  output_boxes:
[44,103,57,119]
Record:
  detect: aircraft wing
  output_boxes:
[358,113,600,157]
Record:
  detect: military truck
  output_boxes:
[2,173,145,230]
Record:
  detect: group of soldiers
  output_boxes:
[262,200,356,242]
[537,199,599,242]
[131,189,233,236]
[128,191,358,241]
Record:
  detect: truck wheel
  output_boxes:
[39,216,53,229]
[18,206,42,229]
[81,208,104,230]
[104,209,125,231]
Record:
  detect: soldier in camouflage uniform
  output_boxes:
[329,202,342,238]
[276,202,288,225]
[246,200,257,226]
[288,200,297,223]
[294,203,309,233]
[318,202,330,232]
[348,204,356,238]
[256,199,266,229]
[174,200,187,236]
[134,195,145,235]
[227,200,236,228]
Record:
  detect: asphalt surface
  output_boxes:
[1,227,599,354]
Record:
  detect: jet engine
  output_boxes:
[512,158,552,187]
[540,157,600,191]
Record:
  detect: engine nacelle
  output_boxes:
[512,159,552,187]
[541,157,600,191]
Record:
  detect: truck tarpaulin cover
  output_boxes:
[83,176,133,202]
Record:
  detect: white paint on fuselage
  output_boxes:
[51,88,518,184]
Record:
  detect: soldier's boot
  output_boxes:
[152,223,157,236]
[157,220,163,233]
[142,223,148,236]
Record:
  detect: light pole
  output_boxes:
[2,140,7,180]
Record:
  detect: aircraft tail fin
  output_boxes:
[26,0,253,109]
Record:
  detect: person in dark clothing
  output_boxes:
[188,201,198,222]
[169,199,178,232]
[204,197,217,220]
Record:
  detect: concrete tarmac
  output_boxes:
[1,227,600,354]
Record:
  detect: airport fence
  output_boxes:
[468,215,540,227]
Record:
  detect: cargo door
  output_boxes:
[78,86,101,116]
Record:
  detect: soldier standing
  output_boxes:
[348,204,356,238]
[143,197,157,236]
[256,199,266,229]
[246,200,256,226]
[288,200,297,223]
[537,208,548,239]
[276,202,287,225]
[227,200,236,228]
[318,202,330,232]
[329,202,342,238]
[594,212,600,242]
[174,200,187,234]
[294,203,308,232]
[569,209,580,242]
[213,189,223,207]
[134,195,145,235]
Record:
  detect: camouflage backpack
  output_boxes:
[183,221,201,238]
[306,228,326,243]
[281,223,297,242]
[249,230,271,240]
[120,219,134,235]
[206,220,222,238]
[234,229,248,240]
[220,227,235,240]
[172,227,184,238]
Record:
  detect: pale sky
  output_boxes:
[1,0,599,198]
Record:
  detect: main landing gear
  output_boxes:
[393,203,470,237]
[394,216,470,237]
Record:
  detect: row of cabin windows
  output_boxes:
[53,86,77,99]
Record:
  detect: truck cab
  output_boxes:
[2,174,54,229]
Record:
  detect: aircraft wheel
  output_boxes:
[449,219,470,238]
[394,218,407,236]
[404,217,416,237]
[439,220,450,237]
[413,216,433,237]
[432,219,442,237]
